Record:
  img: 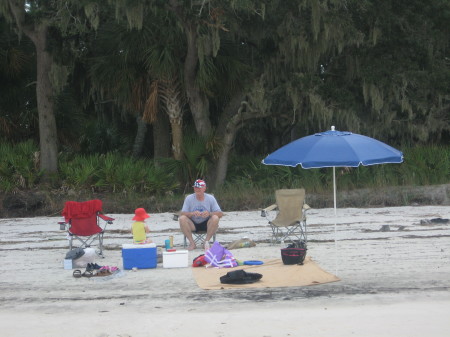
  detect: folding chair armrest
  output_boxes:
[98,213,114,223]
[261,204,277,217]
[58,221,67,230]
[302,203,311,220]
[173,212,180,221]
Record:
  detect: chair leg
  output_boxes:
[192,233,202,246]
[97,233,104,258]
[303,221,308,243]
[68,233,106,257]
[183,232,217,248]
[183,234,203,247]
[270,221,308,245]
[270,225,282,244]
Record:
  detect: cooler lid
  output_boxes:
[122,243,156,249]
[163,250,188,255]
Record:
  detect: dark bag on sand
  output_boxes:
[65,247,85,260]
[220,270,262,284]
[281,247,307,265]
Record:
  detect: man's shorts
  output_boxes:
[194,219,209,232]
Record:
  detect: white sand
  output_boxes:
[0,205,449,336]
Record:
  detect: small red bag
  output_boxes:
[192,254,208,267]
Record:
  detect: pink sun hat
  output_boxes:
[132,208,150,221]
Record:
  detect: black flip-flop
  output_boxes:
[92,263,102,270]
[82,270,94,278]
[220,270,262,284]
[86,263,102,271]
[73,270,82,278]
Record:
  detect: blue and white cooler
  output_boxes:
[122,243,157,269]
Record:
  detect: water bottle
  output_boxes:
[241,236,250,248]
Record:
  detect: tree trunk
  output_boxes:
[33,25,58,174]
[170,117,183,160]
[212,94,246,188]
[7,1,58,174]
[153,110,171,159]
[213,85,272,188]
[213,127,237,188]
[183,22,211,137]
[159,77,183,159]
[132,115,147,157]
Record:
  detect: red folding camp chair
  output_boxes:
[59,199,114,257]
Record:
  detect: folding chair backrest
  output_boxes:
[274,189,305,224]
[62,200,104,236]
[69,214,102,236]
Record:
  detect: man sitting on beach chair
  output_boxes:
[178,179,222,251]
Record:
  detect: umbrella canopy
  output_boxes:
[262,126,403,168]
[262,126,403,273]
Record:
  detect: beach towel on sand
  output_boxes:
[204,241,238,268]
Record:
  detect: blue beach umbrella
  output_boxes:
[262,126,403,269]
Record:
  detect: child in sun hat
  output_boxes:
[131,207,152,244]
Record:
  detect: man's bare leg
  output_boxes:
[179,215,197,250]
[205,215,219,243]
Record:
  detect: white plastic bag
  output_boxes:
[72,248,96,268]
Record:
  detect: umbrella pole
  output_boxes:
[333,166,337,275]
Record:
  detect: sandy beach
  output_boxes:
[0,205,449,336]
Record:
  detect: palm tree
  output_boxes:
[85,8,188,160]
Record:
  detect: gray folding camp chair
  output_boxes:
[261,188,310,245]
[172,213,216,248]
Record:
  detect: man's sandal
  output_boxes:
[73,270,82,278]
[86,263,103,272]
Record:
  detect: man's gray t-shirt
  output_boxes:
[181,193,221,224]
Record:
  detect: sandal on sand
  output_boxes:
[73,270,82,278]
[92,263,102,270]
[87,263,103,271]
[82,270,94,278]
[94,269,112,277]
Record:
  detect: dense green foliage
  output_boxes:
[1,1,449,190]
[1,141,448,196]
